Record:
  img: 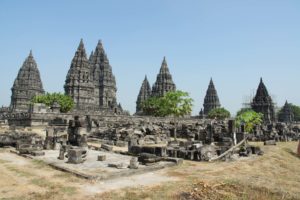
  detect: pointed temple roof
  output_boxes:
[251,78,276,123]
[203,78,221,115]
[278,100,294,123]
[136,75,152,113]
[10,50,44,112]
[90,40,117,109]
[151,57,176,97]
[64,39,95,110]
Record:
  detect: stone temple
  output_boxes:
[10,50,44,112]
[278,100,294,123]
[251,78,276,123]
[136,76,152,114]
[203,78,221,115]
[135,57,177,114]
[151,57,176,97]
[64,39,119,113]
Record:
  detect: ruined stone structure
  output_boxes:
[151,57,176,97]
[136,76,152,113]
[90,40,117,110]
[65,39,118,112]
[251,78,276,123]
[64,39,95,110]
[10,51,44,112]
[278,101,294,123]
[203,78,221,115]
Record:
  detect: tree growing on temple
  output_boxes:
[235,109,263,133]
[31,92,74,113]
[207,107,231,120]
[142,90,193,140]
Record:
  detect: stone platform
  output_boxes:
[18,149,180,181]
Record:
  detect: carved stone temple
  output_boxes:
[203,78,221,115]
[251,78,276,123]
[136,76,152,114]
[278,100,294,123]
[64,39,95,110]
[151,57,176,97]
[10,50,45,112]
[135,57,177,114]
[64,39,119,112]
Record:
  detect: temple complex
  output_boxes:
[151,57,176,97]
[10,50,44,112]
[64,39,95,110]
[278,100,294,123]
[203,78,221,115]
[136,76,152,114]
[251,78,276,123]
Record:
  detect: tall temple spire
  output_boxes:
[151,57,176,97]
[203,78,221,115]
[278,100,294,123]
[10,50,44,112]
[136,75,152,114]
[90,40,117,109]
[251,78,276,123]
[64,39,95,110]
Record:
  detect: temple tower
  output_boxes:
[278,100,294,123]
[136,75,152,113]
[10,51,44,112]
[64,39,95,110]
[152,57,176,97]
[251,78,276,123]
[90,40,117,110]
[203,78,221,115]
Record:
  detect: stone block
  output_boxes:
[31,151,45,156]
[98,155,106,161]
[67,148,87,164]
[129,157,139,169]
[264,140,276,145]
[101,144,113,151]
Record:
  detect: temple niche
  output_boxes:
[151,57,176,97]
[251,78,276,123]
[10,50,44,112]
[203,78,221,115]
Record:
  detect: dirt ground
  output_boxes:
[0,142,299,200]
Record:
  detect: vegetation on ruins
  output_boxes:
[142,90,193,117]
[31,92,74,113]
[235,109,263,133]
[142,90,193,140]
[207,108,230,120]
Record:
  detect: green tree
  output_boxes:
[207,107,231,120]
[142,90,194,140]
[236,108,254,117]
[31,92,74,113]
[235,110,263,133]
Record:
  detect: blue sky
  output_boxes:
[0,0,299,115]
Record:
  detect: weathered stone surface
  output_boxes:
[278,101,294,123]
[151,57,176,97]
[136,76,152,114]
[251,78,275,123]
[31,151,45,156]
[10,50,44,112]
[264,140,276,145]
[64,39,95,110]
[67,148,87,164]
[97,155,106,161]
[90,40,118,111]
[203,78,221,115]
[129,157,139,169]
